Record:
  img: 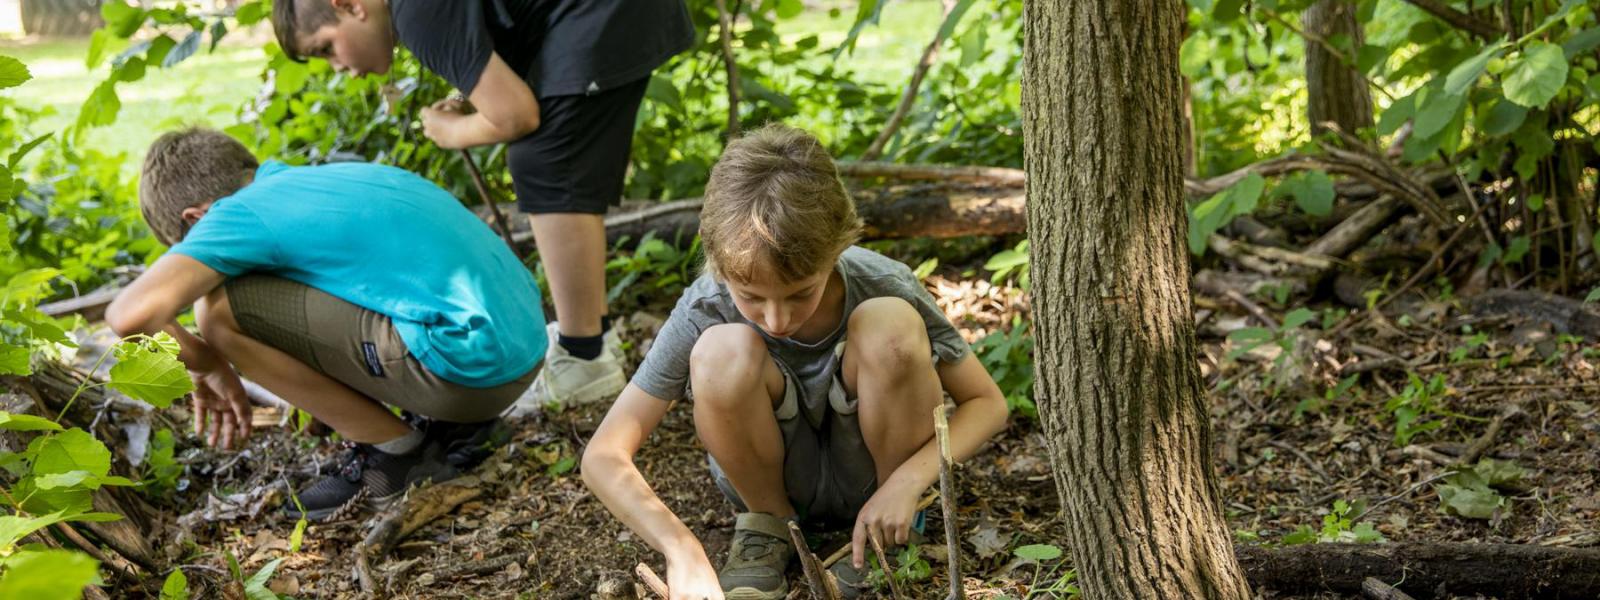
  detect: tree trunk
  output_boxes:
[1022,2,1251,599]
[1304,0,1375,138]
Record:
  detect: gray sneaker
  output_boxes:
[720,513,795,600]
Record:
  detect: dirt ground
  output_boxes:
[109,271,1600,599]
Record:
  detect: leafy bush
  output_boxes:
[973,316,1035,419]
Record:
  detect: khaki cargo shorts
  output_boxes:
[224,275,535,423]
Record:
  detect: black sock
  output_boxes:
[559,333,604,360]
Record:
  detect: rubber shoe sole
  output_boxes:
[724,583,789,600]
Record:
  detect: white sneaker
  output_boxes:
[510,322,627,414]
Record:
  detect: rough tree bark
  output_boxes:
[1022,2,1252,599]
[1304,0,1374,138]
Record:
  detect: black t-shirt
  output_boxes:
[391,0,695,98]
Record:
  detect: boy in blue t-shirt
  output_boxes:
[106,128,547,521]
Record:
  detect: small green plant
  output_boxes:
[1448,329,1490,363]
[1006,543,1079,599]
[1384,373,1449,446]
[605,233,703,311]
[982,239,1030,289]
[1225,307,1316,393]
[1295,374,1358,420]
[225,550,286,599]
[160,569,189,600]
[1282,499,1387,545]
[1436,459,1527,520]
[972,316,1035,418]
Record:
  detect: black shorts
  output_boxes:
[507,77,649,215]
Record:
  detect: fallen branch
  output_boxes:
[353,478,484,594]
[1304,195,1404,258]
[1237,542,1600,599]
[1454,406,1524,466]
[835,162,1026,186]
[869,532,905,600]
[1468,289,1600,339]
[433,554,519,581]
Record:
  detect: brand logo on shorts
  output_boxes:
[361,342,385,377]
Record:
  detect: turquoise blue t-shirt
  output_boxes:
[170,160,547,388]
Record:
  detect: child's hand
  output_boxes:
[187,365,252,450]
[665,550,724,600]
[420,98,472,150]
[850,478,924,569]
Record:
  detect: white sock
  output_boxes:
[373,428,425,456]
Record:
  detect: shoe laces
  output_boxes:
[733,528,785,563]
[335,443,372,483]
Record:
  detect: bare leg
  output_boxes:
[841,297,942,485]
[691,324,794,517]
[196,288,411,444]
[528,213,608,338]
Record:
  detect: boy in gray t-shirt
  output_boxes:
[582,125,1009,599]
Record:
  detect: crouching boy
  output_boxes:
[582,125,1009,599]
[106,128,547,521]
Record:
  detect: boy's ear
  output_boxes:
[331,0,365,19]
[180,202,213,227]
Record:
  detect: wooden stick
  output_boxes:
[713,0,741,137]
[458,148,518,251]
[788,521,841,600]
[635,563,669,599]
[869,533,905,600]
[934,405,961,600]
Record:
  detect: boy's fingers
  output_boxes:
[191,397,204,438]
[851,519,867,569]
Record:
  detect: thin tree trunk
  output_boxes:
[1305,0,1374,138]
[1022,2,1252,599]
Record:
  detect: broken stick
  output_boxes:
[935,404,961,600]
[788,521,843,600]
[869,533,905,600]
[635,563,669,599]
[1361,577,1417,600]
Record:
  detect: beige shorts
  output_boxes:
[224,275,535,423]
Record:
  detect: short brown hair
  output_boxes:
[700,124,862,284]
[139,128,259,246]
[272,0,338,63]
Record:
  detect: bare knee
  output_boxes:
[847,297,932,373]
[690,324,774,410]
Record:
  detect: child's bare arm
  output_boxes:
[581,383,724,598]
[420,52,542,149]
[106,254,225,359]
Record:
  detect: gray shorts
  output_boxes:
[704,342,878,529]
[224,275,535,423]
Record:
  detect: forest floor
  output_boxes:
[76,260,1600,599]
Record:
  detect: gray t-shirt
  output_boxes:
[632,246,969,427]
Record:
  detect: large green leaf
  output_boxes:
[1412,83,1465,139]
[100,0,146,37]
[1503,42,1569,107]
[0,55,32,89]
[1565,26,1600,58]
[0,512,69,552]
[1376,93,1415,136]
[160,569,189,600]
[0,345,30,376]
[76,81,122,131]
[108,345,193,409]
[1480,97,1528,137]
[0,549,102,600]
[31,429,111,478]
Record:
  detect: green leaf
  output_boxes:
[1472,458,1526,488]
[1281,525,1317,545]
[1180,35,1210,78]
[1437,482,1505,519]
[288,517,307,553]
[1013,544,1062,561]
[160,569,189,600]
[1413,83,1465,139]
[1502,235,1530,264]
[1586,287,1600,303]
[76,81,123,131]
[835,0,891,57]
[101,0,146,37]
[32,429,112,478]
[645,74,683,112]
[1275,170,1336,217]
[1281,308,1317,331]
[774,0,803,19]
[2,308,70,345]
[108,346,194,408]
[162,30,202,68]
[1213,0,1245,22]
[34,471,97,490]
[86,29,113,69]
[1188,174,1266,255]
[1376,93,1415,136]
[0,411,62,432]
[7,132,53,171]
[935,0,979,42]
[0,549,101,599]
[0,345,31,376]
[144,35,177,67]
[1445,42,1507,95]
[1503,43,1569,107]
[1481,97,1528,136]
[0,55,31,89]
[235,1,269,25]
[1564,26,1600,58]
[0,512,69,552]
[114,56,146,83]
[243,557,284,600]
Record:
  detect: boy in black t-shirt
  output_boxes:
[271,0,695,410]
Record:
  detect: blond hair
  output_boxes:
[139,128,259,246]
[700,124,862,284]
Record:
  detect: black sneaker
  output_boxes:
[285,441,458,521]
[426,418,511,470]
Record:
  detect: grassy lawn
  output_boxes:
[1,32,268,160]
